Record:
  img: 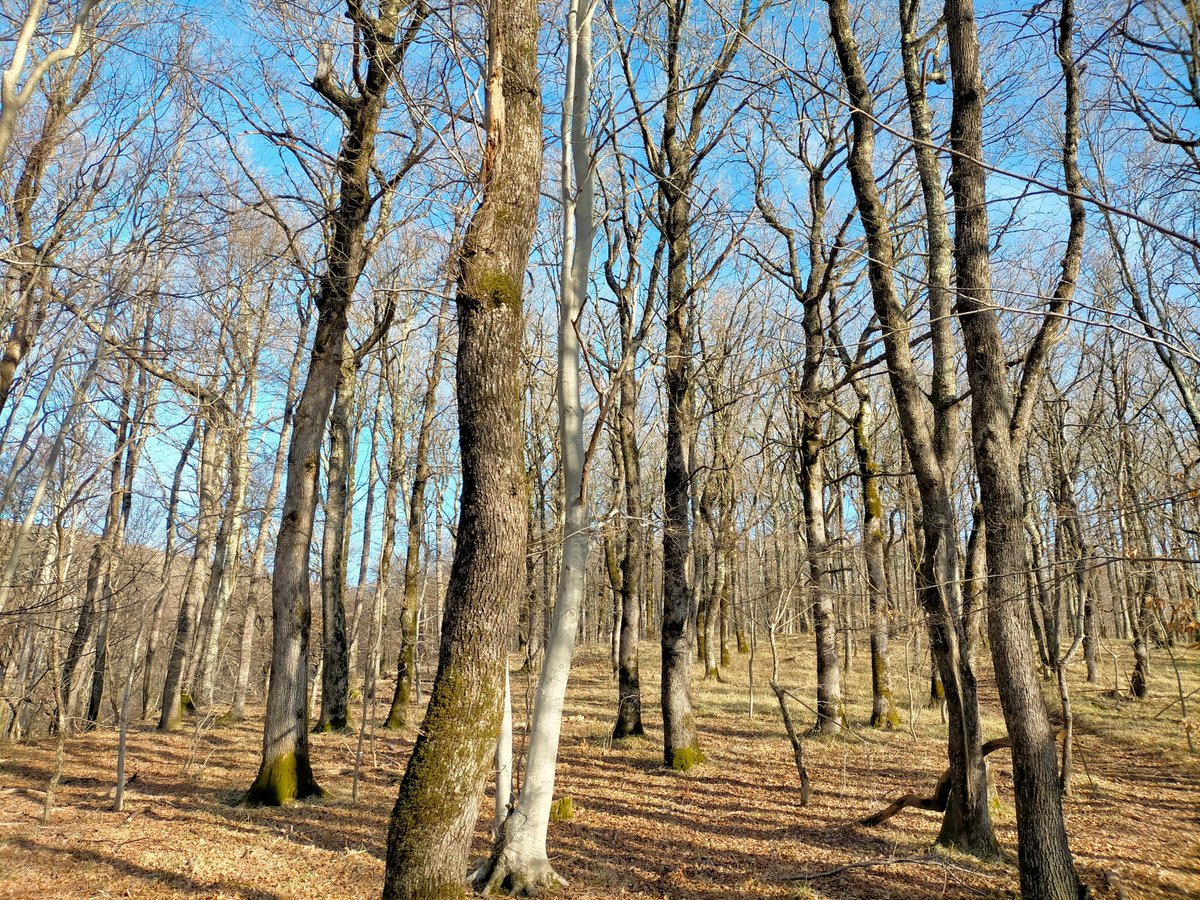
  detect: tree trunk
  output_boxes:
[826,0,998,855]
[384,291,450,728]
[316,353,356,732]
[382,0,542,889]
[159,417,221,731]
[231,312,308,721]
[853,400,899,729]
[247,0,427,804]
[142,422,197,718]
[943,0,1085,892]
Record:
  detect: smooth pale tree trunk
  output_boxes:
[382,0,542,889]
[942,0,1085,893]
[231,314,307,720]
[347,375,382,677]
[799,408,844,733]
[0,6,99,422]
[142,422,197,717]
[473,8,592,888]
[0,0,99,163]
[195,423,251,708]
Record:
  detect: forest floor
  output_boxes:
[1,638,1198,899]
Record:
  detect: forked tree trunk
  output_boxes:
[382,0,542,889]
[247,0,428,805]
[942,0,1085,892]
[826,0,998,856]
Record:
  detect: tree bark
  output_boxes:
[942,0,1085,891]
[159,416,221,731]
[826,0,998,856]
[382,0,542,889]
[316,353,357,732]
[247,0,427,805]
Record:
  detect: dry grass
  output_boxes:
[1,637,1197,899]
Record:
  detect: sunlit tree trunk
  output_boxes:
[382,0,542,888]
[942,0,1085,891]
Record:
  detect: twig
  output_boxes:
[781,853,979,881]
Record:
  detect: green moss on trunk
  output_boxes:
[671,744,705,772]
[245,751,325,806]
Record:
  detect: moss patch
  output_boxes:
[671,744,705,772]
[549,796,575,821]
[244,751,325,807]
[476,271,522,312]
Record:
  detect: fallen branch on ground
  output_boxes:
[861,731,1064,826]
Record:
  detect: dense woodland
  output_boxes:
[1,0,1199,897]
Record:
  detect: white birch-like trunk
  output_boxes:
[493,667,513,836]
[0,0,100,160]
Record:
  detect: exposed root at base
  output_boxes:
[470,849,568,897]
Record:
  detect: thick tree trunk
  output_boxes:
[942,0,1085,892]
[474,21,595,882]
[382,0,542,889]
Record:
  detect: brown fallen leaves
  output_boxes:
[1,640,1197,899]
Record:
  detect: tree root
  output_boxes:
[469,847,567,897]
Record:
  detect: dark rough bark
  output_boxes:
[85,374,136,726]
[620,0,757,771]
[612,276,645,737]
[316,355,356,732]
[826,0,997,857]
[658,118,701,771]
[62,544,101,721]
[942,0,1085,893]
[382,0,542,890]
[800,403,843,733]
